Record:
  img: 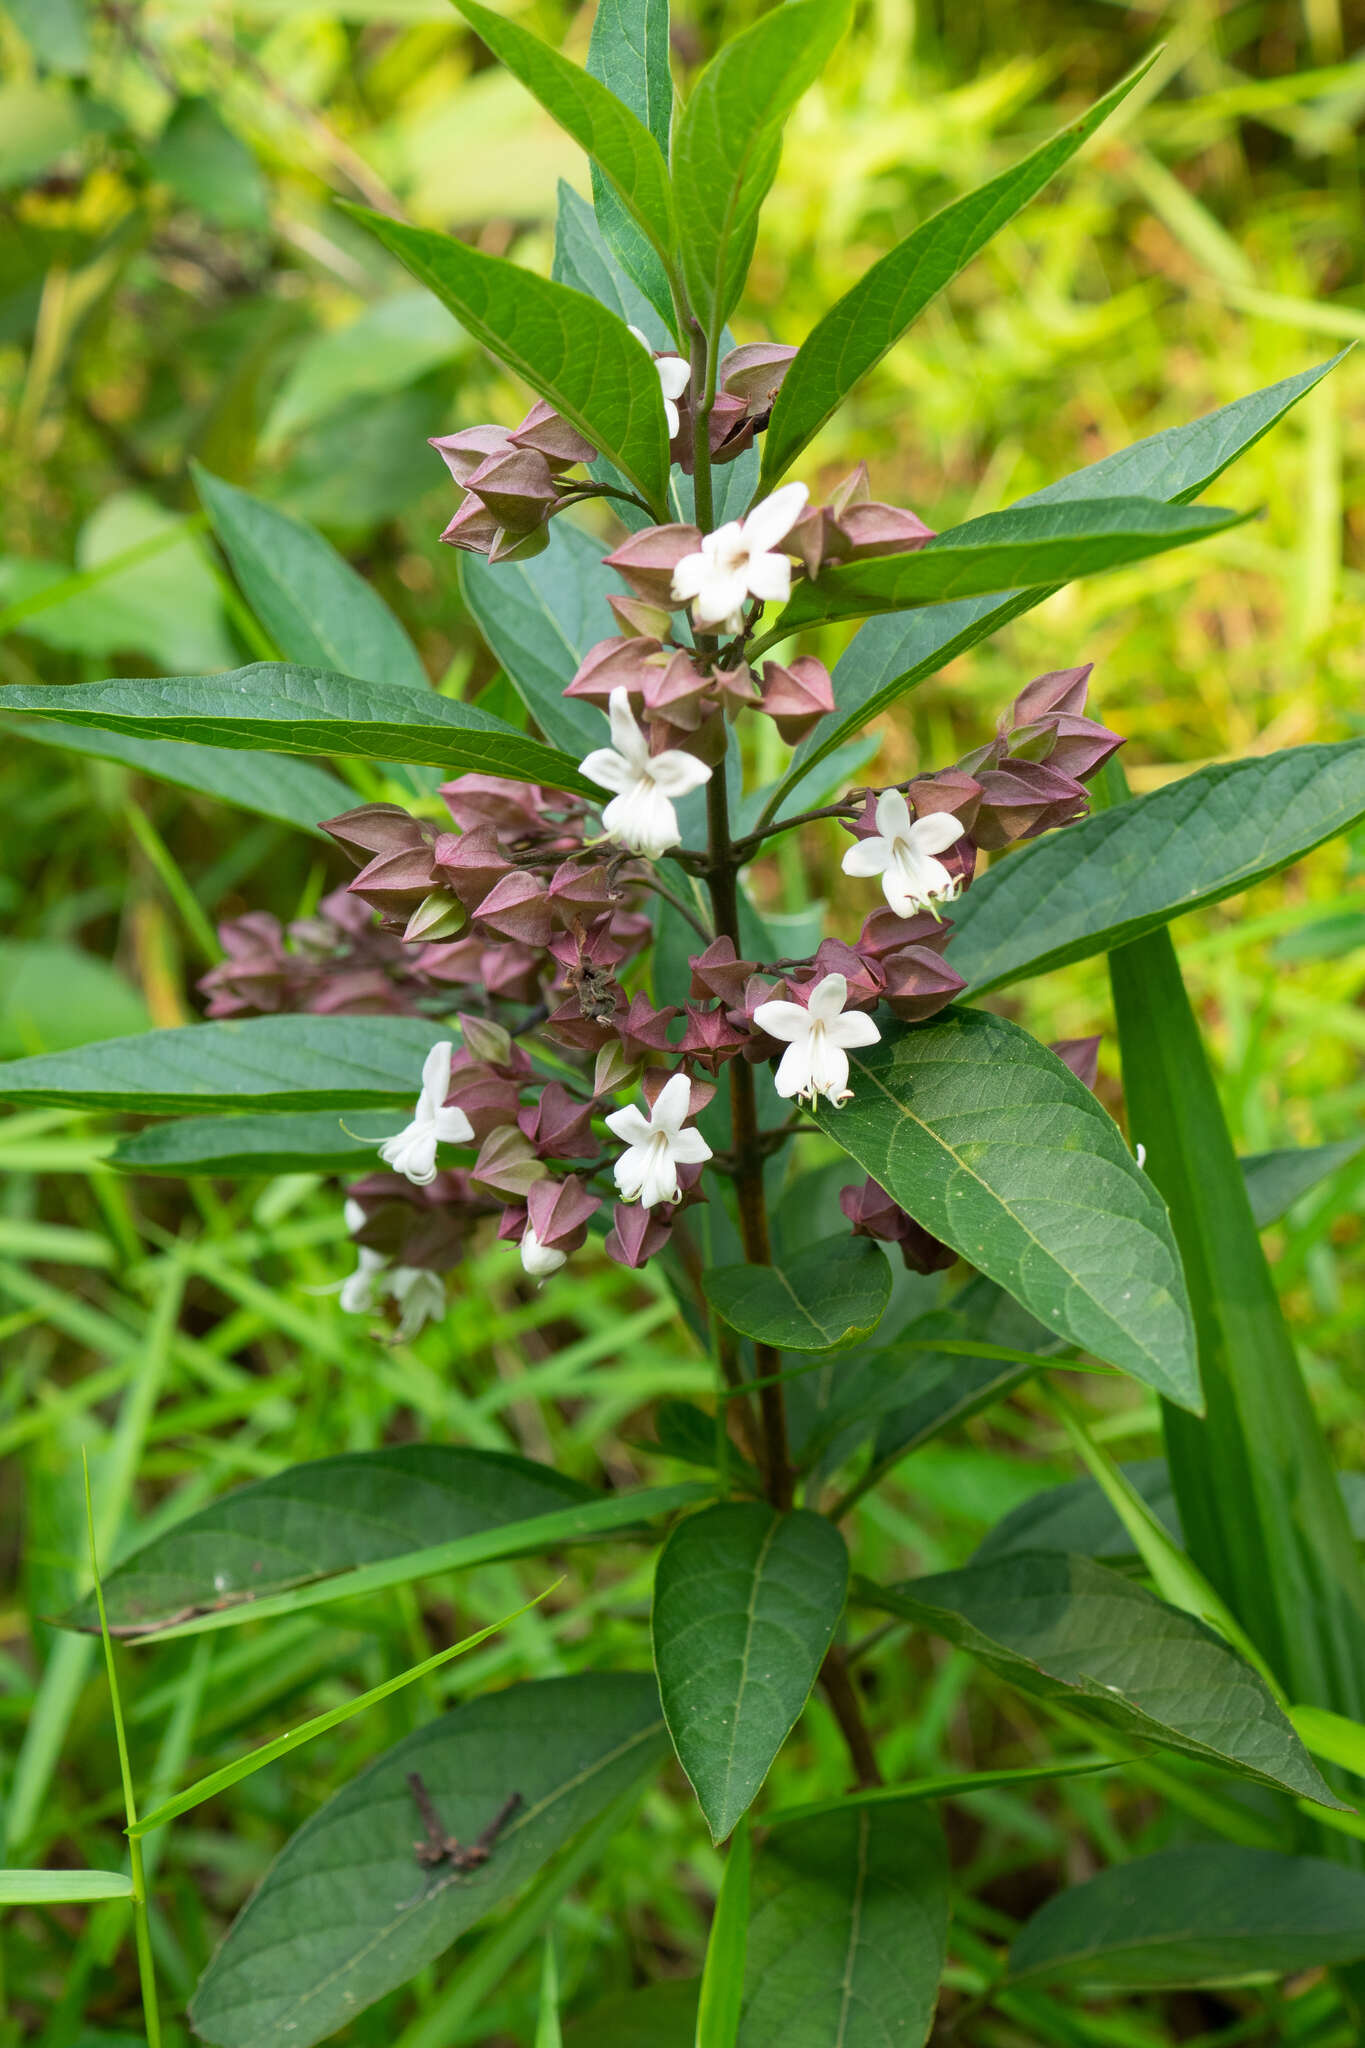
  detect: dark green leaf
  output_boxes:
[0,1013,448,1113]
[652,1503,848,1841]
[811,1008,1199,1407]
[760,59,1154,489]
[1241,1137,1365,1230]
[974,1460,1181,1565]
[194,465,428,691]
[111,1108,401,1176]
[69,1446,593,1631]
[739,1805,948,2047]
[696,1819,750,2048]
[553,177,668,340]
[651,1400,763,1492]
[782,353,1348,793]
[863,1554,1342,1807]
[461,519,617,755]
[455,1,674,265]
[949,741,1365,992]
[190,1674,667,2048]
[0,663,596,793]
[565,1980,699,2047]
[774,498,1249,635]
[12,719,346,835]
[1008,1846,1365,1988]
[703,1235,892,1353]
[586,0,676,331]
[342,205,670,514]
[672,0,851,342]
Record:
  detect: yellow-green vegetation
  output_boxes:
[0,0,1361,2040]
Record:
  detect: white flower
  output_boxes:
[605,1070,713,1208]
[670,482,809,633]
[629,325,691,440]
[752,972,881,1109]
[332,1202,444,1337]
[840,790,967,919]
[388,1265,445,1341]
[579,688,711,861]
[378,1040,474,1186]
[339,1244,386,1315]
[519,1225,566,1280]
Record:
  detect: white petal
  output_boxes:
[627,324,651,350]
[607,687,649,769]
[881,869,920,919]
[671,552,709,602]
[670,1127,713,1165]
[657,356,691,401]
[605,1104,654,1148]
[809,1037,850,1103]
[772,1040,813,1099]
[908,809,967,856]
[829,1009,882,1050]
[743,550,792,605]
[691,567,750,628]
[601,783,681,858]
[648,747,712,799]
[742,481,809,553]
[841,837,891,879]
[433,1104,475,1146]
[613,1144,649,1201]
[806,973,849,1021]
[343,1197,367,1233]
[752,999,811,1044]
[650,1071,694,1134]
[579,746,632,794]
[520,1227,566,1278]
[663,397,679,440]
[391,1266,445,1338]
[419,1039,454,1109]
[874,787,912,842]
[639,1146,678,1208]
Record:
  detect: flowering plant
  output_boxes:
[5,2,1365,2041]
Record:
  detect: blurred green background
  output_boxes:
[1,0,1363,2041]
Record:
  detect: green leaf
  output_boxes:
[0,663,596,793]
[949,740,1365,992]
[810,1008,1199,1407]
[773,497,1249,635]
[696,1818,750,2048]
[703,1235,892,1354]
[586,0,675,332]
[263,290,468,450]
[1008,1846,1365,1988]
[862,1554,1343,1807]
[0,1869,134,1905]
[67,1445,592,1632]
[565,1981,700,2046]
[780,353,1348,794]
[341,205,670,514]
[536,1935,563,2048]
[759,58,1155,489]
[12,719,347,836]
[0,1013,449,1113]
[145,99,268,231]
[671,0,851,343]
[460,518,618,755]
[189,1674,668,2048]
[738,1806,948,2048]
[652,1503,848,1842]
[867,1282,1063,1475]
[974,1460,1180,1565]
[455,1,675,269]
[1242,1137,1365,1230]
[0,939,149,1059]
[193,465,429,692]
[110,1108,402,1176]
[553,177,668,340]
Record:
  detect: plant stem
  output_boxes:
[728,797,866,862]
[818,1644,883,1788]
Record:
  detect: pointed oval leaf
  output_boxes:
[672,0,851,341]
[652,1503,848,1842]
[1242,1136,1365,1230]
[973,1460,1181,1566]
[760,59,1154,489]
[194,465,429,691]
[811,1008,1199,1407]
[0,1013,448,1113]
[1008,1846,1365,1988]
[342,205,670,514]
[455,0,675,264]
[67,1446,593,1632]
[703,1235,892,1353]
[773,498,1248,635]
[586,0,675,331]
[739,1805,948,2048]
[190,1674,668,2048]
[111,1108,403,1176]
[862,1554,1343,1808]
[1,663,596,792]
[12,721,348,835]
[950,740,1365,993]
[779,352,1347,794]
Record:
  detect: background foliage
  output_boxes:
[1,0,1363,2040]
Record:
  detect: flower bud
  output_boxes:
[608,591,676,640]
[428,425,511,487]
[508,397,597,471]
[971,761,1088,849]
[456,1011,514,1068]
[675,1003,748,1071]
[835,500,934,560]
[525,1173,601,1251]
[472,1125,549,1198]
[1010,664,1094,725]
[1008,713,1123,783]
[471,871,555,948]
[879,944,966,1022]
[616,993,679,1066]
[640,650,713,731]
[604,524,702,606]
[689,936,759,1008]
[839,1177,955,1274]
[322,804,434,863]
[448,1064,522,1139]
[563,635,664,710]
[519,1081,596,1160]
[489,523,553,564]
[719,342,798,420]
[439,496,502,556]
[759,656,835,743]
[547,861,617,921]
[1051,1035,1101,1092]
[463,446,560,533]
[605,1200,673,1268]
[593,1040,641,1098]
[432,826,515,911]
[856,906,954,962]
[346,843,442,917]
[403,890,467,943]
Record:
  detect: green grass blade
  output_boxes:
[695,1815,749,2048]
[0,1869,135,1905]
[535,1934,563,2048]
[765,1756,1119,1829]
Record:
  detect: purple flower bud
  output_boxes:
[563,635,664,711]
[640,650,713,732]
[547,861,617,920]
[471,871,554,948]
[879,944,966,1022]
[834,500,935,561]
[605,1200,673,1268]
[800,938,881,1010]
[545,993,623,1054]
[904,770,983,836]
[608,591,676,640]
[759,656,835,743]
[519,1081,596,1160]
[441,775,570,842]
[856,906,954,962]
[200,913,306,1018]
[526,1173,601,1251]
[1009,712,1124,783]
[719,342,798,419]
[615,992,680,1066]
[472,1125,549,1198]
[322,804,434,863]
[1051,1035,1101,1092]
[675,1003,748,1071]
[1010,664,1094,724]
[429,424,512,487]
[439,497,502,556]
[971,761,1089,849]
[463,446,560,533]
[508,398,597,471]
[839,1177,955,1274]
[346,843,442,917]
[689,937,758,1008]
[448,1064,522,1140]
[604,524,701,606]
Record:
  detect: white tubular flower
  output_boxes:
[629,325,691,440]
[520,1226,567,1280]
[338,1245,386,1315]
[840,790,967,919]
[389,1265,445,1341]
[670,482,809,633]
[752,972,881,1109]
[605,1070,713,1208]
[579,688,711,861]
[378,1040,474,1186]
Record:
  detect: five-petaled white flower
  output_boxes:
[334,1201,445,1338]
[629,325,691,440]
[519,1225,566,1280]
[840,790,967,919]
[605,1070,713,1208]
[752,972,881,1109]
[671,482,809,633]
[378,1040,474,1186]
[579,688,711,861]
